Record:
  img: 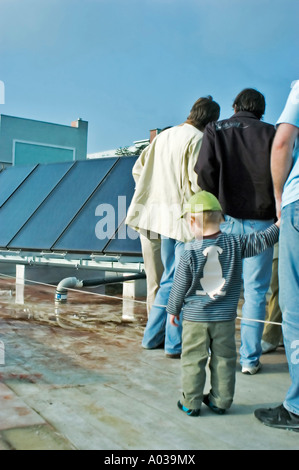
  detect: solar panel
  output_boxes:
[0,164,36,208]
[0,161,74,247]
[103,219,141,255]
[8,158,118,251]
[0,157,142,256]
[52,156,140,254]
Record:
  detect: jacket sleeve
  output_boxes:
[240,225,279,258]
[187,136,204,193]
[194,123,220,196]
[132,144,150,185]
[166,254,192,317]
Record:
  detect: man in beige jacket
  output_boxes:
[126,96,220,357]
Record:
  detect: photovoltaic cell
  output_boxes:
[103,219,141,255]
[52,156,140,254]
[0,164,36,208]
[0,161,74,247]
[0,157,142,256]
[8,158,118,251]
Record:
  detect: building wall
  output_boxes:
[0,115,88,166]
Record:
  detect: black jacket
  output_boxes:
[194,111,276,220]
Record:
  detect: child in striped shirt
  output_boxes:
[167,191,280,417]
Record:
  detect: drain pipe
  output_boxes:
[55,277,84,303]
[55,272,146,303]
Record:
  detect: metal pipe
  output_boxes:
[55,277,84,303]
[82,272,146,287]
[55,272,146,303]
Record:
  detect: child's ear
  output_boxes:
[189,215,196,230]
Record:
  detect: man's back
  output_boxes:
[127,123,203,241]
[195,111,276,219]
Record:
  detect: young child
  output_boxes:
[167,191,280,417]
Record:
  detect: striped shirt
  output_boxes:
[166,224,279,322]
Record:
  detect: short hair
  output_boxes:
[187,96,220,130]
[202,210,223,225]
[188,210,223,226]
[233,88,266,119]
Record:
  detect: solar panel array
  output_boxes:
[0,157,142,256]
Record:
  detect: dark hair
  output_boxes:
[187,96,220,130]
[233,88,265,119]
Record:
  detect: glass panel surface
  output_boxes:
[8,158,118,250]
[53,156,138,253]
[0,164,36,207]
[0,162,74,247]
[103,219,142,255]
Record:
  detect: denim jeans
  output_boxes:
[279,200,299,416]
[220,216,274,367]
[142,237,185,355]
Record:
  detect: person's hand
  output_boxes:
[170,314,180,327]
[275,218,281,228]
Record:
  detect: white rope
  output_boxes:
[0,272,282,327]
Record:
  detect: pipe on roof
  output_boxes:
[55,277,84,303]
[55,272,146,303]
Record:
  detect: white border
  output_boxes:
[12,139,76,165]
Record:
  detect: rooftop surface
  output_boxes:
[0,276,298,451]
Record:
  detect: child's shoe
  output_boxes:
[203,394,226,415]
[177,401,200,417]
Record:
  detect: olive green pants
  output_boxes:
[181,319,237,410]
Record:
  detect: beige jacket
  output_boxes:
[126,123,202,242]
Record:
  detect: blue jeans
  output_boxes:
[221,216,274,367]
[142,237,185,355]
[279,200,299,416]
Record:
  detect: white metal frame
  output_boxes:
[0,249,144,273]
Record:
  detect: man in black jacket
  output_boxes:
[194,88,276,375]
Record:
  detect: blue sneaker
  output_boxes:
[177,401,200,417]
[203,394,226,415]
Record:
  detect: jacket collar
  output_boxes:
[230,111,260,120]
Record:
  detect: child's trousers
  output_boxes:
[181,320,237,410]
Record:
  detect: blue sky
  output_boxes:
[0,0,298,153]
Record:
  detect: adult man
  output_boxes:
[126,96,220,357]
[194,88,276,374]
[255,80,299,431]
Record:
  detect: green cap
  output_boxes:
[181,191,222,217]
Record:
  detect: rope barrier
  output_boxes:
[0,272,282,327]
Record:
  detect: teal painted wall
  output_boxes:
[14,142,75,165]
[0,115,88,166]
